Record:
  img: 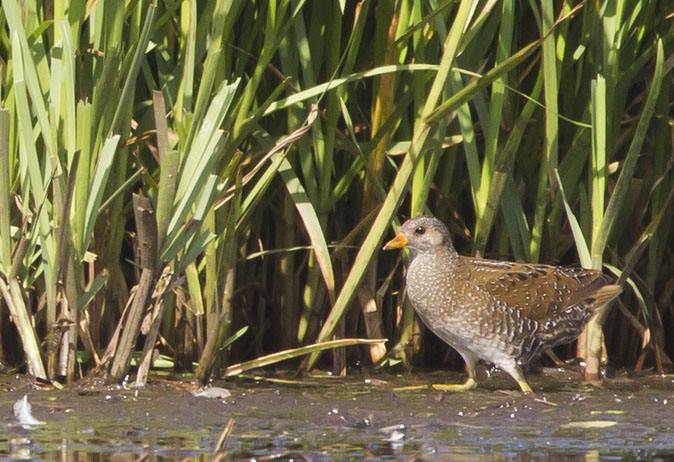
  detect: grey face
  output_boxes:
[400,216,451,254]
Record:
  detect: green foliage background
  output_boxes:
[0,0,672,384]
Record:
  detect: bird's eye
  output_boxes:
[414,226,426,235]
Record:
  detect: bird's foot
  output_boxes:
[517,379,534,394]
[431,377,477,392]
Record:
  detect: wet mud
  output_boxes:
[0,367,673,461]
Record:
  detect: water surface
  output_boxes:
[1,368,672,461]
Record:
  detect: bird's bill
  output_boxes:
[382,232,408,250]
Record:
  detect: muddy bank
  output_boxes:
[0,368,673,461]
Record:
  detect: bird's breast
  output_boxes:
[405,256,470,325]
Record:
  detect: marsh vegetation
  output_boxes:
[0,0,672,385]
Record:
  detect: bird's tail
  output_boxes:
[537,284,622,346]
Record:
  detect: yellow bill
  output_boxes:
[382,232,408,250]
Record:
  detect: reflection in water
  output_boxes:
[2,432,671,461]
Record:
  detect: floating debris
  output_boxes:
[379,423,405,433]
[590,410,626,415]
[13,396,46,427]
[561,420,618,429]
[191,387,232,399]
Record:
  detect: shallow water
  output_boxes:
[1,368,673,461]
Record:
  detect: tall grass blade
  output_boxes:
[592,40,664,260]
[226,338,386,377]
[589,75,607,268]
[108,3,156,137]
[553,169,591,268]
[81,135,120,255]
[0,108,10,273]
[528,0,560,262]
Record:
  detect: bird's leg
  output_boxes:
[432,356,478,392]
[502,363,533,393]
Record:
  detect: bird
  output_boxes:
[382,215,622,393]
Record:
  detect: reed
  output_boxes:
[0,0,672,384]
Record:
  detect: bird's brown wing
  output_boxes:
[462,257,616,321]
